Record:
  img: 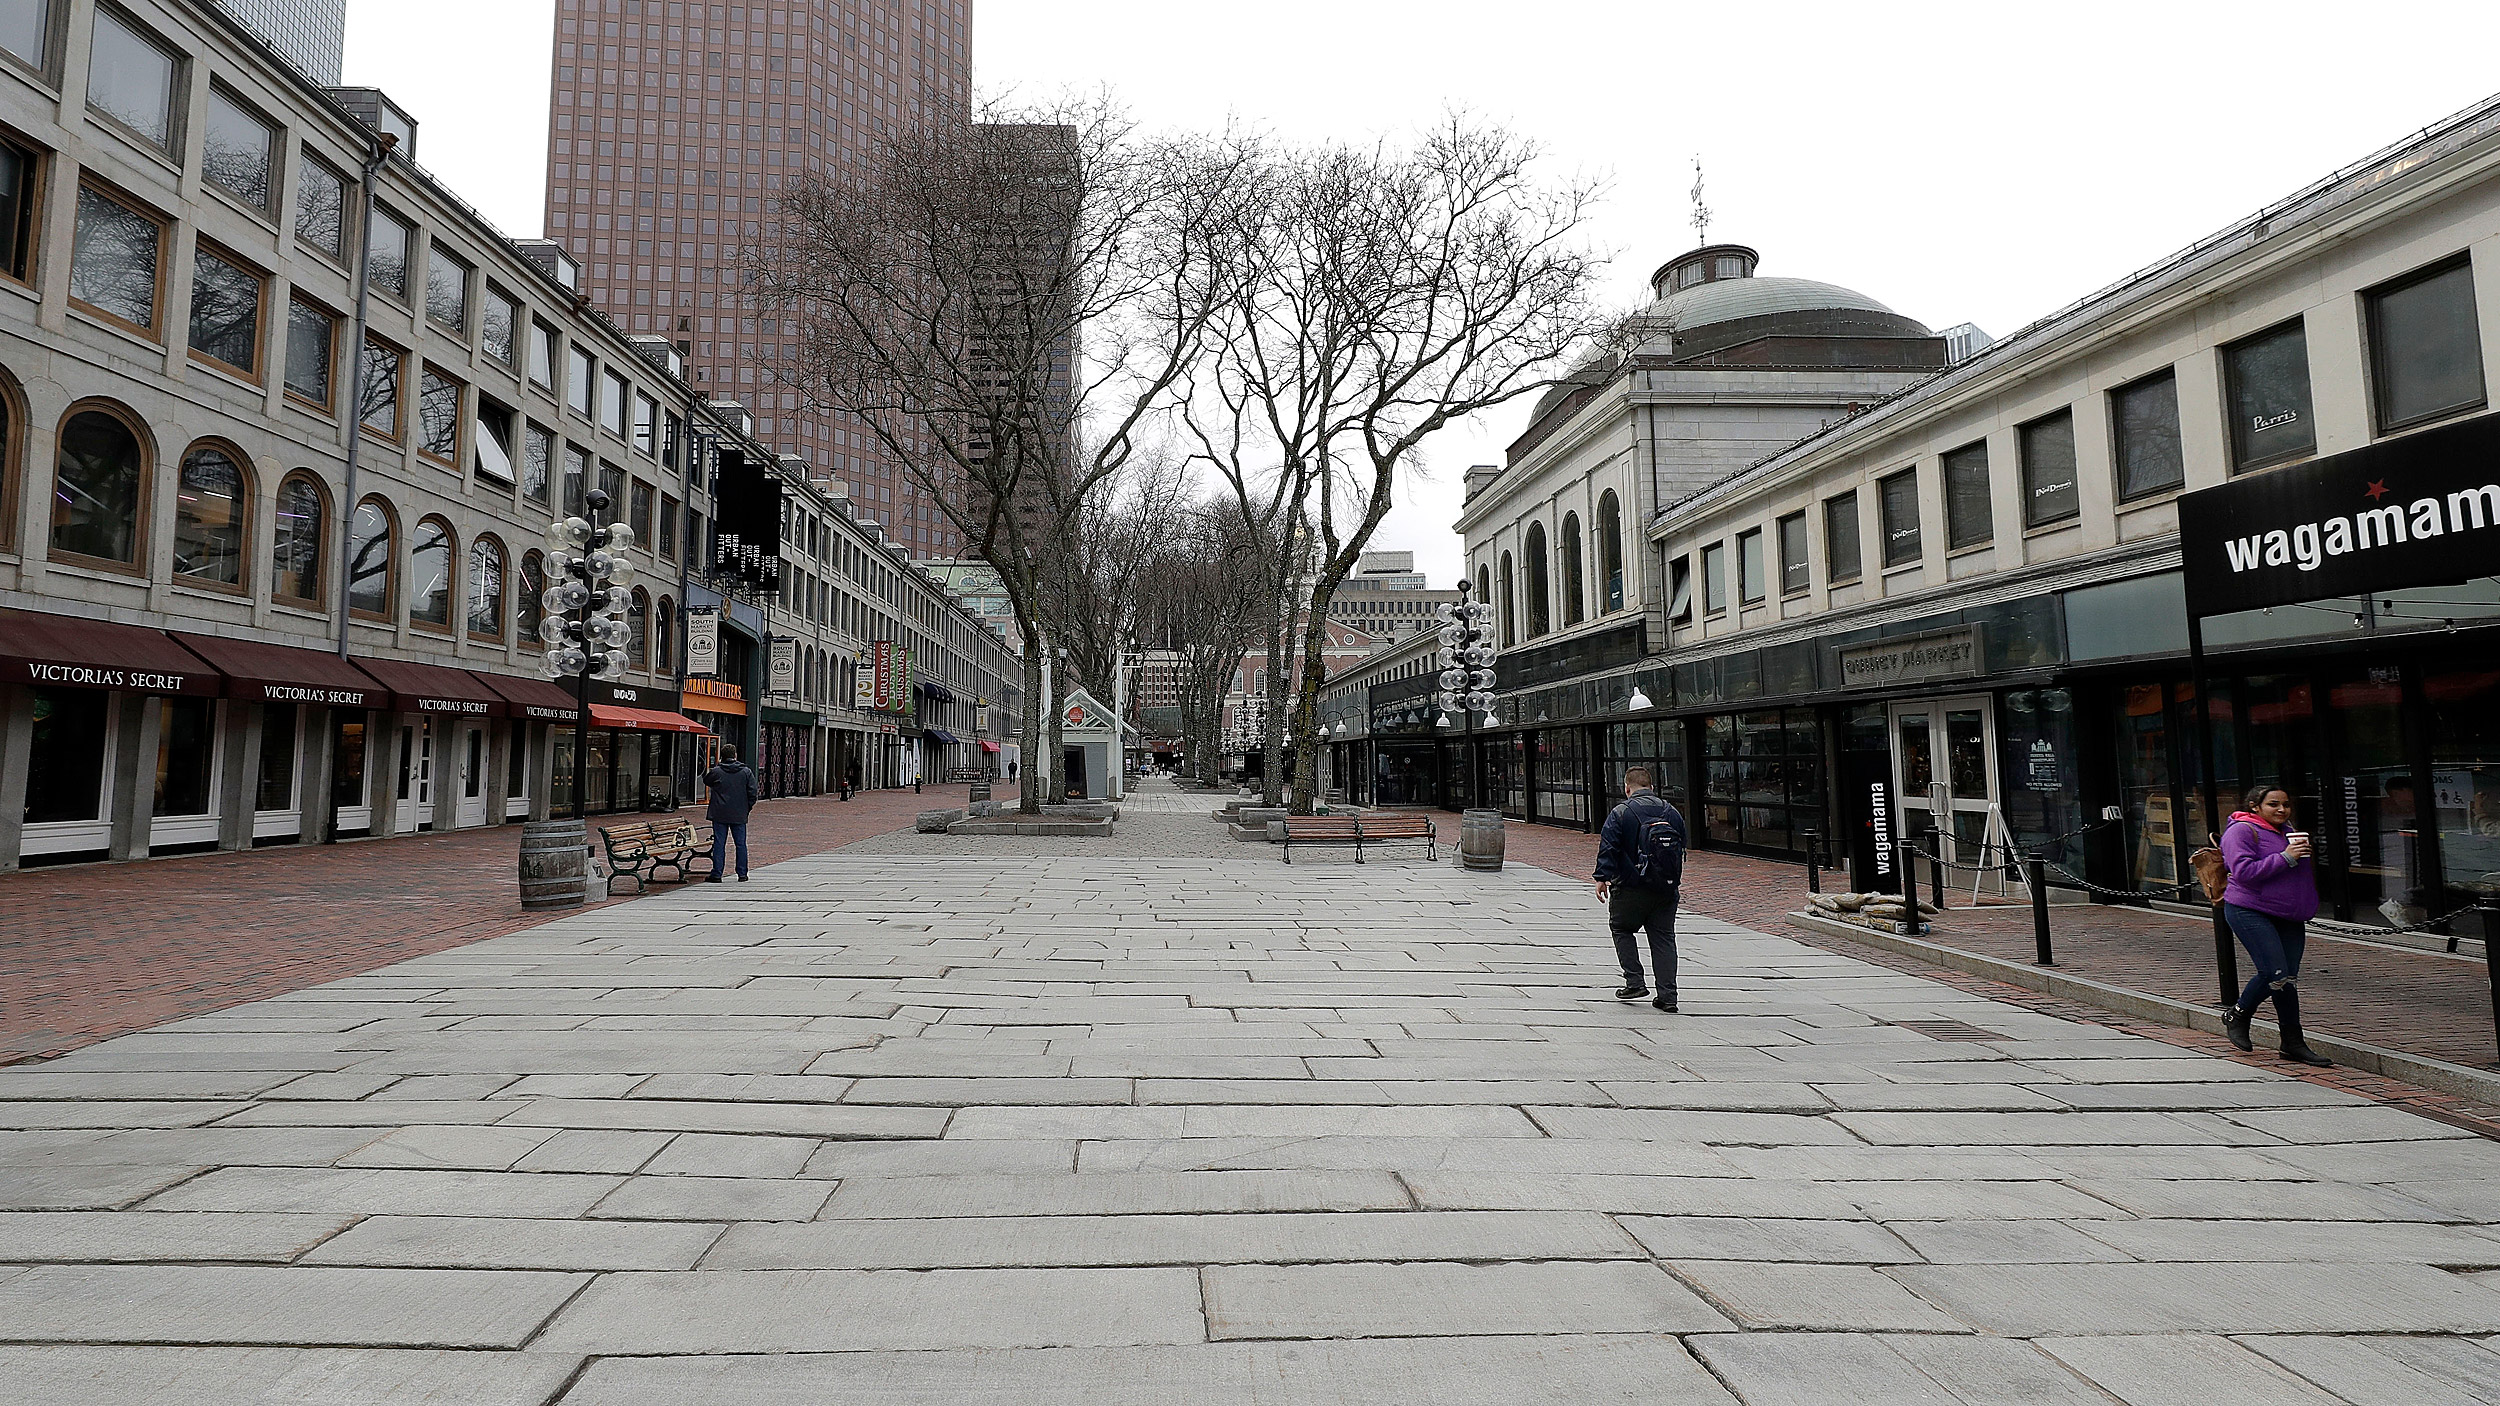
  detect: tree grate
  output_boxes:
[1892,1019,2010,1042]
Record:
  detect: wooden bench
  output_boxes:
[598,818,714,891]
[1279,813,1437,864]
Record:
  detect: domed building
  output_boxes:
[1433,243,1956,839]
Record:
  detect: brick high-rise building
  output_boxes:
[540,0,973,558]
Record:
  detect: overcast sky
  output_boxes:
[348,1,2500,585]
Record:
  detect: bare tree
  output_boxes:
[1185,115,1610,813]
[748,95,1244,814]
[1052,446,1192,711]
[1139,500,1268,786]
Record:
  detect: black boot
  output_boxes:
[2273,987,2332,1067]
[2221,1004,2254,1053]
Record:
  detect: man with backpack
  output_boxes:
[703,744,762,883]
[1593,764,1687,1011]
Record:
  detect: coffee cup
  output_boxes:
[2287,831,2310,851]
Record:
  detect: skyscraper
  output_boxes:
[541,0,974,558]
[216,0,345,83]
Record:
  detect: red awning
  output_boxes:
[0,608,218,696]
[593,703,711,734]
[978,740,1001,753]
[171,632,388,710]
[354,656,506,717]
[473,671,582,724]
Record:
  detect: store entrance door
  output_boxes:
[455,723,488,827]
[396,720,433,832]
[1890,696,1999,866]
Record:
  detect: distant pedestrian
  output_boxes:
[1592,765,1687,1012]
[912,753,923,794]
[843,760,861,800]
[704,745,761,884]
[2219,785,2331,1066]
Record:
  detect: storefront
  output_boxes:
[551,680,706,816]
[3,609,228,864]
[353,658,511,834]
[679,677,749,805]
[474,672,585,822]
[168,630,391,845]
[759,705,816,798]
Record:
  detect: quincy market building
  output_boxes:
[1457,93,2500,932]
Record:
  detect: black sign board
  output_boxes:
[2177,412,2500,617]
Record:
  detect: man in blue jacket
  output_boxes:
[704,745,762,883]
[1593,765,1686,1011]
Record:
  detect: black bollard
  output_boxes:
[1929,849,1946,912]
[1895,838,1922,938]
[2029,856,2054,966]
[1805,830,1822,895]
[2480,895,2500,1065]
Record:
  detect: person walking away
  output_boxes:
[704,744,761,883]
[2218,785,2331,1066]
[1593,765,1688,1012]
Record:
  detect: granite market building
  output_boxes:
[1451,92,2500,936]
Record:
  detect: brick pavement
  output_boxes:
[0,786,943,1064]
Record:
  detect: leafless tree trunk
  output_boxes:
[749,96,1246,814]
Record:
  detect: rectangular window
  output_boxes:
[1824,490,1861,584]
[1942,441,1992,549]
[2018,410,2079,526]
[662,411,684,473]
[424,244,470,332]
[2224,319,2315,471]
[186,241,263,377]
[2112,369,2184,501]
[634,391,658,454]
[563,444,589,515]
[1878,468,1921,568]
[69,182,161,332]
[366,203,411,300]
[1777,511,1809,596]
[530,320,558,389]
[602,368,630,436]
[482,284,520,367]
[522,421,553,505]
[359,335,402,439]
[475,399,515,484]
[1701,541,1727,614]
[2367,257,2486,431]
[598,460,625,511]
[567,345,594,418]
[1736,528,1765,605]
[0,133,36,285]
[417,366,461,462]
[283,295,335,408]
[201,82,275,215]
[630,479,655,543]
[255,702,297,811]
[660,494,679,559]
[0,0,52,73]
[88,6,178,151]
[294,152,347,262]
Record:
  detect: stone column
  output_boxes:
[371,714,409,840]
[0,683,33,871]
[108,692,163,861]
[216,701,262,852]
[484,716,513,828]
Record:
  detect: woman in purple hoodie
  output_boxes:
[2218,785,2331,1066]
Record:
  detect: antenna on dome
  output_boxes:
[1690,156,1711,246]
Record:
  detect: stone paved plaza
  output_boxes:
[4,784,2500,1402]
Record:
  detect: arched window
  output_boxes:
[627,587,650,668]
[1524,524,1550,638]
[346,496,394,619]
[271,473,327,605]
[1598,491,1625,613]
[517,550,546,647]
[1476,565,1491,617]
[0,370,24,554]
[1560,512,1585,627]
[409,516,454,629]
[172,441,251,588]
[467,535,506,640]
[1497,551,1516,648]
[51,404,149,567]
[655,596,674,672]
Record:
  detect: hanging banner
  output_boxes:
[853,650,875,710]
[897,651,914,719]
[685,609,719,677]
[872,641,894,710]
[768,637,797,695]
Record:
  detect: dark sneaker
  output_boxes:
[737,874,750,882]
[1653,996,1678,1013]
[1614,983,1649,1001]
[707,875,725,884]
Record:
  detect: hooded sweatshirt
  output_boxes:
[2220,810,2319,922]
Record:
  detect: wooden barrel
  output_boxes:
[1460,808,1507,872]
[519,818,589,909]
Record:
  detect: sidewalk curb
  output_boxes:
[1786,911,2500,1106]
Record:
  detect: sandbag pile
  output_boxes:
[1804,890,1940,933]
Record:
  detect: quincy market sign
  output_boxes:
[2179,412,2500,617]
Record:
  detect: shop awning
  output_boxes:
[355,656,507,717]
[475,671,582,724]
[2,608,220,696]
[978,740,1001,753]
[592,703,711,734]
[918,680,957,703]
[925,727,960,744]
[169,631,385,708]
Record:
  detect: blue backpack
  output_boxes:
[1633,804,1687,887]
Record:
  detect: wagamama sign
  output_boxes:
[2178,412,2500,618]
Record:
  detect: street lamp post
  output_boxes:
[1436,579,1501,870]
[518,488,637,908]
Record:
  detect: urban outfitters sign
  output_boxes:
[2178,411,2500,617]
[1837,628,1981,689]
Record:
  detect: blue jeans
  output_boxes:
[2222,902,2304,1012]
[712,821,749,880]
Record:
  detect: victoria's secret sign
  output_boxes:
[2179,412,2500,617]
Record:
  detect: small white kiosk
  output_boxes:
[1058,688,1118,800]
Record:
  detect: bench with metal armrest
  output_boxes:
[1278,813,1437,864]
[597,817,715,891]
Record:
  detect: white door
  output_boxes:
[1889,696,1999,866]
[396,720,433,831]
[456,723,488,827]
